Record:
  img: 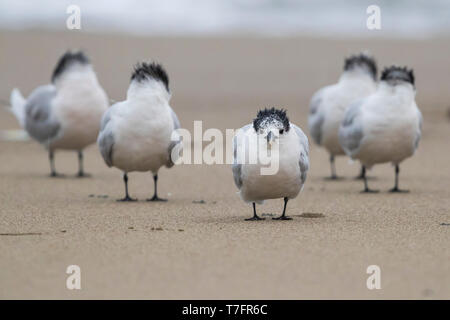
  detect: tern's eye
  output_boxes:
[279,129,284,134]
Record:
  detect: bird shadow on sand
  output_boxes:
[197,212,326,224]
[89,196,195,205]
[293,212,325,218]
[9,172,94,180]
[321,175,377,181]
[0,230,67,237]
[50,173,94,179]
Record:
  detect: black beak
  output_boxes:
[266,131,274,143]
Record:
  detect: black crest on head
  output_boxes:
[253,108,290,132]
[52,51,89,83]
[131,62,169,92]
[381,66,415,86]
[344,53,377,79]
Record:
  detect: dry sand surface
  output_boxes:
[0,31,449,299]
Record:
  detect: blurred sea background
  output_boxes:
[0,0,449,38]
[1,1,450,300]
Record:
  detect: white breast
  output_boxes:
[355,85,420,167]
[51,70,109,150]
[321,79,376,155]
[112,101,174,173]
[240,130,302,203]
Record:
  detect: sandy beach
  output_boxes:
[0,30,449,299]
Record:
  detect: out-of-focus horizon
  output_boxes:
[0,0,449,38]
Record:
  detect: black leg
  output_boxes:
[324,155,342,180]
[245,202,265,221]
[389,165,409,193]
[355,165,365,180]
[76,151,91,177]
[117,173,136,201]
[48,150,62,177]
[361,165,379,193]
[329,155,338,179]
[147,174,167,202]
[273,197,292,220]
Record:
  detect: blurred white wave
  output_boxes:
[0,0,449,37]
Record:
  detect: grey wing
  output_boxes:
[338,100,364,158]
[293,124,310,184]
[169,106,180,130]
[24,85,60,145]
[232,124,252,189]
[97,107,115,167]
[166,106,181,168]
[308,88,325,145]
[414,107,423,150]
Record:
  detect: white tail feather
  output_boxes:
[10,88,26,127]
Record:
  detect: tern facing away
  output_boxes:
[9,51,109,177]
[339,66,422,193]
[232,108,309,220]
[308,53,377,179]
[97,62,181,202]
